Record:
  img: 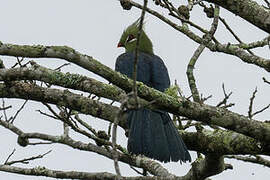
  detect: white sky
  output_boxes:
[0,0,270,179]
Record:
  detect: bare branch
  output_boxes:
[74,114,98,136]
[0,165,121,180]
[5,150,52,166]
[186,5,219,103]
[263,0,270,8]
[10,100,28,123]
[54,63,71,71]
[216,83,234,108]
[4,149,16,165]
[183,154,228,179]
[0,63,125,102]
[0,105,12,111]
[247,88,268,119]
[0,44,269,143]
[126,1,270,72]
[226,155,270,168]
[218,17,254,55]
[2,98,9,121]
[252,103,270,117]
[263,77,270,85]
[205,0,270,34]
[28,142,53,145]
[132,0,148,107]
[0,120,173,177]
[248,87,258,119]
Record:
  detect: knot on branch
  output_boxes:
[17,135,29,147]
[204,5,214,18]
[178,5,190,19]
[154,0,161,6]
[120,0,132,10]
[95,130,110,147]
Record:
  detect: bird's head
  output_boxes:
[117,19,153,54]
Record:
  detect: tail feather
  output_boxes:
[162,113,191,162]
[148,111,170,162]
[127,109,191,163]
[162,115,182,162]
[127,111,143,154]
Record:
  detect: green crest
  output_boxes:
[118,19,153,54]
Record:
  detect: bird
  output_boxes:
[115,19,191,163]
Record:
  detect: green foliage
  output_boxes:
[164,85,179,98]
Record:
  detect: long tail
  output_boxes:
[127,109,191,163]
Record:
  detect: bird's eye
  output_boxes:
[126,34,136,43]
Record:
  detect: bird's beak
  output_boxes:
[117,42,124,48]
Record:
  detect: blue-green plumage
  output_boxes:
[116,20,191,163]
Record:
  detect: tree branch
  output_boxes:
[205,0,270,34]
[184,154,227,180]
[0,62,125,102]
[0,43,269,144]
[125,1,270,72]
[180,129,267,155]
[187,5,219,103]
[0,165,121,180]
[225,155,270,168]
[0,120,174,177]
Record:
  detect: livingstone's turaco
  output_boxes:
[115,19,191,163]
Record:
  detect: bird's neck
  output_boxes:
[125,46,153,55]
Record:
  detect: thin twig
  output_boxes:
[2,98,9,121]
[0,105,12,111]
[133,0,148,107]
[54,63,71,71]
[28,142,53,145]
[219,17,254,55]
[10,100,28,124]
[74,114,98,136]
[264,0,270,8]
[108,122,113,137]
[158,0,219,43]
[174,80,183,97]
[221,103,235,109]
[252,103,270,117]
[216,83,233,107]
[263,77,270,85]
[4,150,52,165]
[112,96,128,177]
[248,87,257,119]
[4,149,16,165]
[201,94,212,103]
[129,165,146,176]
[112,112,122,177]
[11,57,24,68]
[36,110,59,120]
[42,103,62,119]
[225,155,270,168]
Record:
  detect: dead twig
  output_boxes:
[218,17,254,55]
[248,87,257,119]
[216,83,233,108]
[9,100,28,124]
[4,150,52,165]
[225,155,270,168]
[263,77,270,85]
[4,149,16,165]
[54,63,71,71]
[252,103,270,117]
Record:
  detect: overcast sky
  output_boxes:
[0,0,270,179]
